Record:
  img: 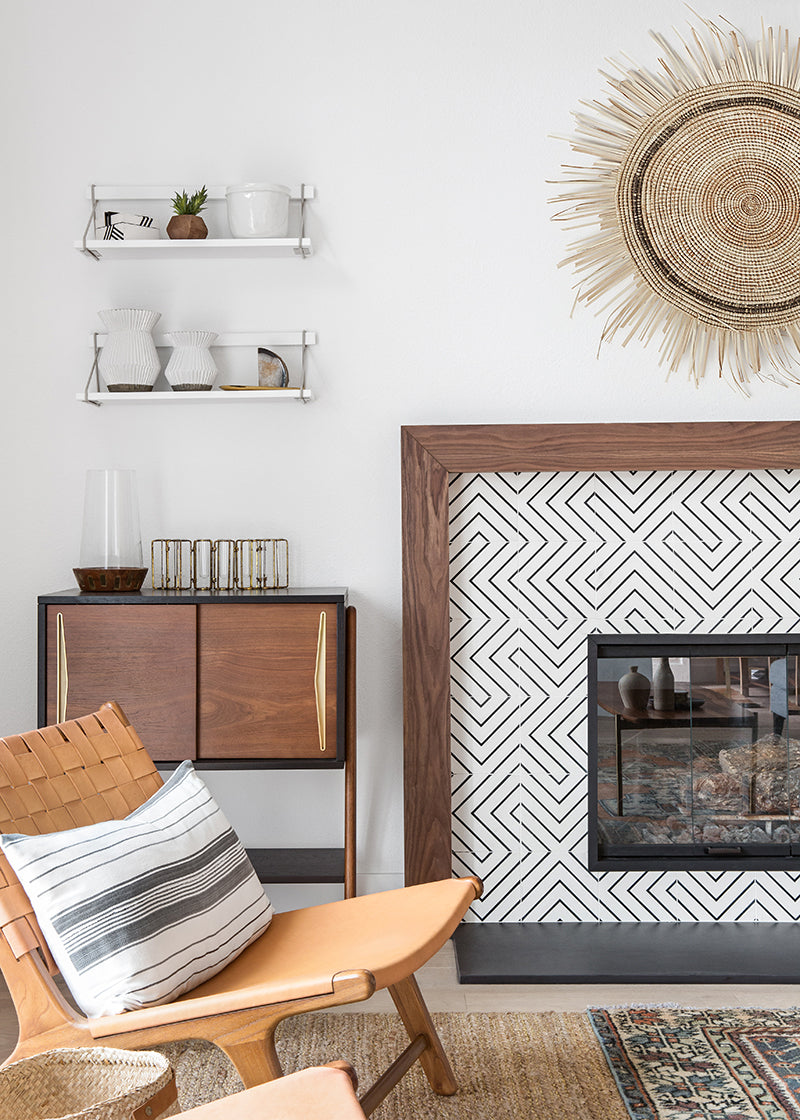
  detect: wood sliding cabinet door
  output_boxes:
[197,603,340,760]
[44,604,197,760]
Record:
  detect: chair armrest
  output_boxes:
[91,969,377,1036]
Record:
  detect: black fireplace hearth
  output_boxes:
[453,922,800,983]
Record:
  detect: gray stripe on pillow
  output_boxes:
[60,844,259,969]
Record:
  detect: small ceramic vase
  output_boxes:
[618,665,650,711]
[98,308,161,392]
[652,656,675,711]
[165,331,218,391]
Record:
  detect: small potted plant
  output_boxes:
[167,185,209,239]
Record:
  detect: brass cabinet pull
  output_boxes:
[315,611,327,752]
[56,612,69,723]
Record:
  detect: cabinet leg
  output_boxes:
[345,605,357,898]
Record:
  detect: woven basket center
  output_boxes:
[617,81,800,329]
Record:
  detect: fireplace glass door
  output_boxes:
[588,638,800,869]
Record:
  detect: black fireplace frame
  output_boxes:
[588,633,800,871]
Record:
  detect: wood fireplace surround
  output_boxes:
[401,421,800,887]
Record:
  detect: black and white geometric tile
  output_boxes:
[450,469,800,922]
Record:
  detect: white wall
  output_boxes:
[2,0,800,906]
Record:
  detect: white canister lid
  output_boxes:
[225,182,290,196]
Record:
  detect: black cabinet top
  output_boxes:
[39,587,349,605]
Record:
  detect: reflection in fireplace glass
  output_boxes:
[589,639,800,868]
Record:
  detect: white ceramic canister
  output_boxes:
[98,308,161,391]
[164,331,219,391]
[225,182,290,238]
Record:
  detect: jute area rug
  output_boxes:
[158,1011,627,1119]
[159,1007,800,1118]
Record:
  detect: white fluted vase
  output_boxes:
[98,308,161,392]
[164,331,218,391]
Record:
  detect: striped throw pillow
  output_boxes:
[1,761,273,1017]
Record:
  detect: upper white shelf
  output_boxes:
[75,238,312,259]
[78,389,313,404]
[77,184,315,259]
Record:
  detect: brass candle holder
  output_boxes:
[151,539,289,591]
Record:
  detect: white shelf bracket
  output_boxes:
[81,186,102,261]
[294,184,312,258]
[82,334,103,405]
[298,329,311,403]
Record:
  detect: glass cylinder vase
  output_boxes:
[98,308,161,392]
[164,330,218,391]
[73,469,148,592]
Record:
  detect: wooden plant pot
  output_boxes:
[166,214,208,240]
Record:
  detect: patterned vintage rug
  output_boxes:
[591,1006,800,1120]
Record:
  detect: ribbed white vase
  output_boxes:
[164,330,219,391]
[98,308,161,392]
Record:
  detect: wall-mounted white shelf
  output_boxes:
[75,238,312,260]
[82,330,316,406]
[79,389,313,404]
[77,184,315,259]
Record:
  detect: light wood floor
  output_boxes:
[334,940,800,1013]
[3,942,800,1060]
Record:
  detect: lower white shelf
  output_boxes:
[79,388,313,404]
[82,330,316,404]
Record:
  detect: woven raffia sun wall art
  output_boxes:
[552,14,800,390]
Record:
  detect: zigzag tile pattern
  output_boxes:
[450,469,800,922]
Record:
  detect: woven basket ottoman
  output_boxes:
[0,1047,177,1120]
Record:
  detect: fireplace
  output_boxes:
[405,425,800,981]
[589,635,800,870]
[402,421,800,890]
[403,423,800,981]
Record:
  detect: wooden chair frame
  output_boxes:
[0,701,481,1115]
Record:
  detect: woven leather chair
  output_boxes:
[179,1062,366,1120]
[0,702,481,1116]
